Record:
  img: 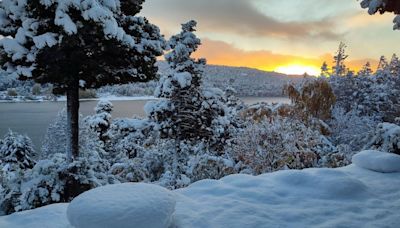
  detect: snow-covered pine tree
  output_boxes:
[358,62,373,76]
[377,55,389,73]
[359,0,400,29]
[0,130,36,170]
[147,20,221,143]
[41,109,68,158]
[85,100,113,145]
[0,0,165,161]
[389,54,400,76]
[333,42,348,76]
[146,21,230,153]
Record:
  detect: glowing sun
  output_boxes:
[275,64,320,76]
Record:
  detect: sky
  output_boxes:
[140,0,400,75]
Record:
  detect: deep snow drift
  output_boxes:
[1,151,399,228]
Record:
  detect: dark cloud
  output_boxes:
[142,0,342,40]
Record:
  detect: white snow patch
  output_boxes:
[66,183,176,228]
[0,203,71,228]
[1,164,400,228]
[353,150,400,173]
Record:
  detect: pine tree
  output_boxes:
[333,42,348,76]
[320,61,330,77]
[358,62,373,76]
[41,109,68,158]
[0,130,36,170]
[389,54,400,75]
[0,0,165,161]
[359,0,400,29]
[146,20,230,147]
[377,55,389,73]
[85,100,113,145]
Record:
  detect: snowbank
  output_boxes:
[0,203,71,228]
[1,151,400,228]
[353,150,400,173]
[66,183,176,228]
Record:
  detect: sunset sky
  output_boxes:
[141,0,400,75]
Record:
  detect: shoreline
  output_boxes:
[0,95,157,103]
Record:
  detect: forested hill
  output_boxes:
[158,62,307,97]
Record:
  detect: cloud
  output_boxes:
[141,0,342,40]
[192,39,378,72]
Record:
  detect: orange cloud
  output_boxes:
[193,39,379,74]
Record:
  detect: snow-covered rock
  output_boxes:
[353,150,400,173]
[67,183,176,228]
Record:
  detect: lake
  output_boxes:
[0,97,290,150]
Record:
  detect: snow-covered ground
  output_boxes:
[1,150,399,228]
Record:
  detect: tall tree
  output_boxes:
[320,61,330,77]
[146,20,229,148]
[0,0,165,161]
[377,55,389,73]
[333,42,348,77]
[389,53,400,75]
[358,62,373,76]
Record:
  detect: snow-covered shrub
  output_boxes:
[15,147,115,213]
[228,117,341,174]
[0,131,36,214]
[6,88,17,97]
[84,100,113,145]
[41,109,68,157]
[42,108,107,158]
[284,78,336,122]
[0,130,36,170]
[365,123,400,155]
[329,107,376,155]
[31,84,41,96]
[329,69,400,123]
[0,168,24,215]
[188,155,235,182]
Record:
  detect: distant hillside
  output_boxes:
[158,62,307,97]
[0,63,308,99]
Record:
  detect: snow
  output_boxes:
[353,150,400,173]
[32,33,58,49]
[1,152,400,227]
[0,203,71,228]
[66,183,176,228]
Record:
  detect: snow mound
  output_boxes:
[67,183,176,228]
[0,203,70,228]
[353,150,400,173]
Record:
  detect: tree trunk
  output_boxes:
[66,80,80,162]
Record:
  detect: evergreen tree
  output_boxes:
[0,0,165,161]
[146,20,230,148]
[0,130,36,170]
[359,0,400,29]
[358,62,373,76]
[320,61,330,77]
[389,54,400,75]
[377,55,389,73]
[85,100,113,144]
[333,42,348,76]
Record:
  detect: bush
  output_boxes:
[284,78,336,121]
[79,89,97,99]
[31,84,41,95]
[7,88,17,97]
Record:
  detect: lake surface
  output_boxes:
[0,97,290,150]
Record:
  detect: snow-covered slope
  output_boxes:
[1,151,399,228]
